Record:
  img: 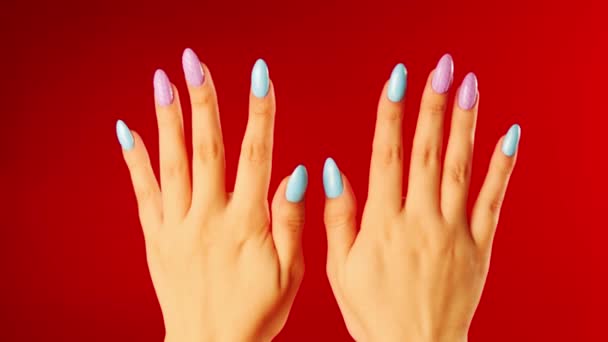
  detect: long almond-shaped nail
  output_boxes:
[387,63,407,102]
[285,165,309,203]
[458,72,478,110]
[182,48,205,87]
[154,69,174,106]
[501,124,521,157]
[323,158,344,199]
[251,59,269,98]
[116,120,134,150]
[431,54,454,94]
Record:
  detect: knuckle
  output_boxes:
[415,145,441,169]
[192,89,216,107]
[194,140,222,163]
[135,186,157,205]
[382,106,403,122]
[488,198,503,215]
[162,160,188,179]
[447,162,470,185]
[282,215,305,234]
[251,100,274,118]
[324,211,355,230]
[243,141,271,164]
[373,143,403,166]
[425,100,447,117]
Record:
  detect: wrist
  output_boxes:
[364,327,468,342]
[164,329,265,342]
[404,331,468,342]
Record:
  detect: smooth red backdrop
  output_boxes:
[1,0,606,340]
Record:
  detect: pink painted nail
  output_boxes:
[457,72,478,110]
[153,69,173,106]
[431,54,454,94]
[182,48,205,87]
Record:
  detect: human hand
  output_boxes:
[322,55,521,342]
[115,49,308,342]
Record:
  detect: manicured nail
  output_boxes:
[387,63,407,102]
[116,120,134,150]
[457,72,478,110]
[251,58,269,98]
[323,158,344,199]
[431,54,454,94]
[285,165,308,203]
[182,48,205,87]
[501,124,521,157]
[153,69,174,106]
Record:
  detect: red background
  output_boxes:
[1,0,607,340]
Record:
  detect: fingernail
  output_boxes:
[387,63,407,102]
[116,119,134,150]
[431,54,454,94]
[457,72,478,110]
[251,58,269,98]
[323,158,344,199]
[182,48,205,87]
[501,124,521,157]
[154,69,174,106]
[285,165,308,203]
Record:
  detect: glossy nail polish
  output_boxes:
[251,58,269,98]
[431,54,454,94]
[182,48,205,87]
[154,69,174,106]
[501,124,521,157]
[285,165,308,203]
[387,63,407,102]
[323,158,344,199]
[116,120,134,150]
[458,72,478,110]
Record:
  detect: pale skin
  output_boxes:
[120,61,305,341]
[119,54,518,341]
[324,70,518,341]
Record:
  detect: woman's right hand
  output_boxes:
[322,54,521,341]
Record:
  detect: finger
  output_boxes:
[154,69,191,222]
[405,56,452,213]
[441,72,479,221]
[182,48,226,210]
[323,158,357,271]
[116,120,161,234]
[234,59,275,207]
[271,165,308,281]
[367,64,406,213]
[471,124,521,250]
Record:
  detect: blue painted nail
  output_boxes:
[387,63,407,102]
[323,158,344,199]
[285,165,308,203]
[116,120,134,150]
[251,58,269,98]
[501,124,521,157]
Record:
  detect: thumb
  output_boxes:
[323,158,357,272]
[271,165,308,284]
